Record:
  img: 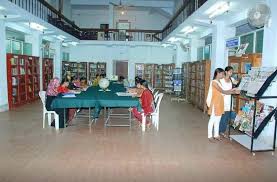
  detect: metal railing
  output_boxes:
[8,0,207,41]
[161,0,208,39]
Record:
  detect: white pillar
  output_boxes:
[109,4,114,28]
[211,21,227,73]
[189,38,198,62]
[175,43,188,67]
[0,20,8,111]
[262,0,277,67]
[53,41,62,78]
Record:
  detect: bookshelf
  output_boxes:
[162,64,175,93]
[144,64,155,86]
[42,58,53,91]
[154,64,163,88]
[188,62,197,104]
[7,53,40,109]
[135,63,144,79]
[228,53,262,113]
[89,62,106,81]
[195,60,211,112]
[182,62,190,99]
[62,61,88,79]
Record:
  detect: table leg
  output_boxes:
[64,108,66,128]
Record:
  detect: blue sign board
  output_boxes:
[226,38,239,48]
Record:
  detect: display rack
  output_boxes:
[154,64,163,89]
[229,68,277,155]
[188,62,196,104]
[42,58,53,91]
[162,64,175,93]
[229,53,262,113]
[7,53,40,109]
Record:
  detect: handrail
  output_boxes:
[8,0,207,41]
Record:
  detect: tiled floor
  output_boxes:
[0,96,277,182]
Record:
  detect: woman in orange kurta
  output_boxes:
[207,68,239,141]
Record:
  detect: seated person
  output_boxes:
[128,77,143,97]
[80,77,88,90]
[57,78,77,125]
[46,77,67,128]
[92,74,100,86]
[132,80,154,127]
[67,76,80,90]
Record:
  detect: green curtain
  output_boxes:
[255,30,264,53]
[6,39,11,53]
[23,43,32,55]
[240,33,254,54]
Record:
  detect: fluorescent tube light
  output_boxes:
[25,22,47,31]
[56,35,66,41]
[206,1,230,19]
[70,41,79,46]
[0,6,6,10]
[180,26,197,35]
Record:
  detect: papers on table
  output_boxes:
[62,93,76,98]
[116,92,135,97]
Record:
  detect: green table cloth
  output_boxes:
[51,83,141,118]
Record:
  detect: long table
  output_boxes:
[51,83,141,128]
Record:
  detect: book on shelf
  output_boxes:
[12,77,18,86]
[12,68,18,75]
[20,59,25,65]
[20,68,26,75]
[11,58,17,65]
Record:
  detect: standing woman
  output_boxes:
[219,66,238,137]
[206,68,239,141]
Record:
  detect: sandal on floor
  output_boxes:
[214,137,222,141]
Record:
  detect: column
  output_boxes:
[25,32,43,90]
[262,0,277,67]
[189,37,198,62]
[53,40,62,78]
[109,4,114,28]
[175,43,189,68]
[211,21,228,74]
[0,20,8,111]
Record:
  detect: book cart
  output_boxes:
[228,68,277,156]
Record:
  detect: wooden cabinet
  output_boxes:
[144,64,155,86]
[62,61,87,79]
[154,64,163,88]
[229,53,262,113]
[135,63,144,78]
[182,62,190,99]
[42,58,53,91]
[162,64,175,93]
[7,53,40,109]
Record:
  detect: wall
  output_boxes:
[72,8,169,29]
[69,42,174,79]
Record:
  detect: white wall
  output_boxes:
[69,41,174,79]
[72,8,169,29]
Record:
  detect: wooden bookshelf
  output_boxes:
[144,64,155,86]
[7,53,40,109]
[187,60,210,112]
[229,53,262,113]
[42,58,53,91]
[154,64,163,88]
[182,62,190,100]
[135,63,144,78]
[89,62,106,81]
[162,64,175,93]
[62,61,88,79]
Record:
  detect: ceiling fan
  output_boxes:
[109,0,135,8]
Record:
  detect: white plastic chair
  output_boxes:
[39,91,59,130]
[142,93,164,132]
[153,90,159,103]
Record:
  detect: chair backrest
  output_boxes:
[154,90,159,103]
[39,91,46,108]
[154,93,164,113]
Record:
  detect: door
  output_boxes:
[113,60,128,79]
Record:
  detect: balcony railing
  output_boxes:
[8,0,162,42]
[161,0,208,39]
[8,0,206,41]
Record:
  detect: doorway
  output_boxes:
[113,60,128,79]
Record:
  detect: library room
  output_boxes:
[0,0,277,181]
